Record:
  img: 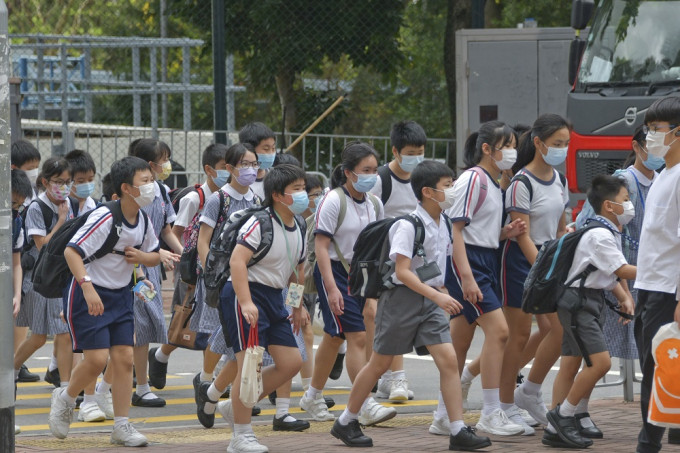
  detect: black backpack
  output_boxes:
[521,222,606,315]
[348,214,426,299]
[377,165,392,205]
[31,201,147,299]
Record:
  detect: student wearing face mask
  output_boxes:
[65,150,98,215]
[432,122,526,438]
[239,122,277,200]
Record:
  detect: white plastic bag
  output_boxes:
[240,327,264,408]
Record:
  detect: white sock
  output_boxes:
[301,377,311,391]
[14,368,19,380]
[435,391,448,419]
[559,400,577,418]
[338,341,347,354]
[206,382,223,402]
[575,397,589,414]
[521,379,542,396]
[276,397,295,422]
[83,394,96,405]
[49,356,58,372]
[338,408,358,426]
[155,348,170,364]
[96,379,111,395]
[450,420,465,435]
[481,388,500,416]
[59,389,77,406]
[500,402,514,412]
[234,423,252,436]
[380,370,392,382]
[60,381,69,388]
[200,371,213,382]
[114,416,128,429]
[391,370,405,381]
[460,366,475,384]
[546,422,556,433]
[305,386,322,400]
[136,383,157,400]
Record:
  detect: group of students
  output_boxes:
[9,96,680,453]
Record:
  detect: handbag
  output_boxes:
[648,322,680,428]
[239,326,264,408]
[167,292,208,350]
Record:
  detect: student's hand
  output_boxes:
[12,296,20,318]
[158,248,181,270]
[503,219,527,239]
[142,279,154,291]
[327,287,345,316]
[83,284,104,316]
[618,296,635,325]
[461,274,483,305]
[240,300,259,326]
[432,292,463,315]
[57,201,70,222]
[289,306,310,335]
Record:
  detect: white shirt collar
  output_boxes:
[224,183,254,201]
[628,165,655,186]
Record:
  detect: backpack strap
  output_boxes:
[469,167,489,216]
[157,181,170,226]
[511,173,534,203]
[35,199,56,234]
[85,201,125,263]
[377,165,392,205]
[558,171,567,189]
[366,193,381,219]
[405,214,427,259]
[68,196,80,218]
[196,186,206,210]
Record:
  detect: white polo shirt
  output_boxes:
[175,182,213,228]
[370,166,418,218]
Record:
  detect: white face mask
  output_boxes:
[25,168,39,186]
[611,200,635,226]
[646,129,678,158]
[494,148,517,171]
[434,187,456,210]
[133,182,155,208]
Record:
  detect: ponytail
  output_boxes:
[513,130,535,174]
[330,164,345,189]
[462,132,481,169]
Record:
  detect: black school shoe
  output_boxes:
[44,368,61,388]
[196,381,217,428]
[18,365,40,382]
[542,430,573,448]
[546,406,593,449]
[329,353,345,380]
[132,392,166,408]
[449,426,492,451]
[273,414,310,432]
[148,347,168,390]
[576,412,603,439]
[325,396,336,409]
[268,390,277,405]
[331,419,373,447]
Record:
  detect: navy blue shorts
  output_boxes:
[63,278,134,353]
[219,281,297,354]
[315,260,366,338]
[445,244,502,324]
[499,240,534,309]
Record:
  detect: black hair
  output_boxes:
[274,152,301,168]
[202,143,229,168]
[305,174,323,192]
[65,149,97,176]
[224,143,254,168]
[588,174,627,214]
[11,140,41,168]
[390,120,427,152]
[128,138,172,163]
[263,164,306,207]
[39,157,71,188]
[622,124,647,168]
[238,122,275,148]
[411,160,454,202]
[101,173,115,201]
[11,169,33,199]
[463,121,515,169]
[110,156,152,197]
[513,114,571,174]
[644,95,680,128]
[330,141,379,188]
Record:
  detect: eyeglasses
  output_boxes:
[238,161,261,169]
[309,192,323,198]
[643,124,679,134]
[49,179,71,186]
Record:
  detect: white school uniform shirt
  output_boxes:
[175,182,213,228]
[234,208,306,289]
[567,217,627,290]
[370,165,418,218]
[388,204,451,288]
[25,192,76,238]
[506,168,569,245]
[635,164,680,295]
[79,196,97,215]
[314,187,384,262]
[67,204,159,289]
[251,177,265,201]
[445,167,503,249]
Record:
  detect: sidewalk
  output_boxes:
[16,397,649,452]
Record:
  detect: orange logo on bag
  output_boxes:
[649,324,680,428]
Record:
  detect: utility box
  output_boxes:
[455,27,578,169]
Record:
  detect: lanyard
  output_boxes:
[628,169,645,211]
[587,216,639,250]
[274,211,300,280]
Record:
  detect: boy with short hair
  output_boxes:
[238,122,277,200]
[48,156,161,446]
[217,164,310,453]
[634,95,680,453]
[331,160,491,451]
[65,149,97,214]
[368,120,427,402]
[544,174,636,449]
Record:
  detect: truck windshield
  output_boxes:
[577,0,680,86]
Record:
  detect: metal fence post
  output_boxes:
[37,37,44,120]
[212,0,227,144]
[150,46,158,139]
[60,43,70,155]
[160,0,168,129]
[226,53,235,132]
[132,46,141,127]
[83,46,92,123]
[182,46,191,131]
[0,2,16,450]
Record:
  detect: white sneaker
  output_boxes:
[358,398,397,427]
[475,408,525,436]
[77,401,106,422]
[110,422,148,447]
[94,391,114,419]
[300,393,335,421]
[374,378,392,399]
[227,432,269,453]
[48,388,74,439]
[217,399,235,430]
[504,405,535,435]
[514,386,549,426]
[388,378,409,402]
[15,425,20,435]
[518,407,539,427]
[428,412,450,436]
[461,380,471,411]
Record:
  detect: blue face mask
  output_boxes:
[258,153,276,170]
[351,172,378,193]
[212,169,230,187]
[541,143,568,166]
[285,191,309,215]
[398,154,425,173]
[74,182,95,199]
[642,152,665,171]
